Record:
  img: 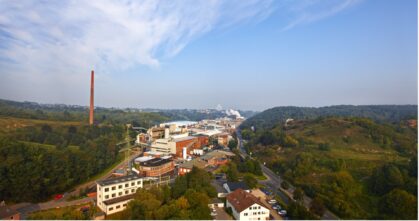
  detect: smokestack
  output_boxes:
[89,70,94,125]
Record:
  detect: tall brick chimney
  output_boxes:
[89,70,94,125]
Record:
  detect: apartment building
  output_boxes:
[96,174,143,215]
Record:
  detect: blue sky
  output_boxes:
[0,0,417,111]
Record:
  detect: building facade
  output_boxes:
[137,157,174,177]
[96,174,143,215]
[226,189,269,221]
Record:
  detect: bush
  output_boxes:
[293,187,304,202]
[318,143,330,151]
[281,181,290,190]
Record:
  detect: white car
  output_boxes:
[278,210,287,216]
[268,199,277,204]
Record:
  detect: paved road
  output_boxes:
[236,129,338,220]
[16,197,95,219]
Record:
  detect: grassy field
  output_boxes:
[0,116,82,134]
[27,202,94,220]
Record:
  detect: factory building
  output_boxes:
[137,156,175,177]
[150,135,208,158]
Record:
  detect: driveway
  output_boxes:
[213,207,233,220]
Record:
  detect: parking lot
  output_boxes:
[212,207,233,220]
[259,198,283,220]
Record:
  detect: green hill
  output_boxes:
[243,117,417,219]
[240,105,417,130]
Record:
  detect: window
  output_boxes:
[116,205,120,209]
[119,185,122,189]
[244,213,248,216]
[112,186,116,190]
[105,188,109,192]
[131,189,135,193]
[258,218,260,220]
[137,181,141,185]
[112,193,116,197]
[125,190,129,194]
[258,206,261,209]
[125,183,128,187]
[109,207,113,211]
[131,182,135,186]
[105,195,109,199]
[99,187,101,191]
[253,212,257,215]
[249,207,252,210]
[119,192,122,196]
[123,204,127,207]
[258,212,260,215]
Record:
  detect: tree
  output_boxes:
[172,175,187,199]
[310,197,326,217]
[41,124,52,133]
[228,139,238,150]
[226,162,240,182]
[293,187,304,202]
[380,189,417,220]
[318,143,330,151]
[281,181,290,190]
[288,202,317,220]
[243,175,257,189]
[408,157,417,177]
[370,164,405,195]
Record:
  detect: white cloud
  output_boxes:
[281,0,363,31]
[0,0,362,75]
[0,0,274,73]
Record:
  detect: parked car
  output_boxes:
[272,206,279,210]
[278,210,287,216]
[54,194,63,201]
[268,199,277,204]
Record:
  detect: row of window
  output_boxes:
[243,211,266,216]
[104,189,136,199]
[103,181,141,192]
[146,164,172,170]
[249,206,261,210]
[108,203,128,211]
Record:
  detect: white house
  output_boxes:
[226,189,270,221]
[96,174,143,215]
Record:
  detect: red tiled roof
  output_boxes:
[226,188,266,213]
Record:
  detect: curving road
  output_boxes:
[236,129,338,220]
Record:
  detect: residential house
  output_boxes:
[226,189,270,221]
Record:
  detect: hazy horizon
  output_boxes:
[1,96,418,113]
[0,0,417,111]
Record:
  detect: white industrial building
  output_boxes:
[96,174,144,215]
